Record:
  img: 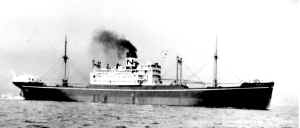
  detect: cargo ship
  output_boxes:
[12,36,274,109]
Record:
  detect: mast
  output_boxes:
[176,56,179,84]
[179,57,183,85]
[62,35,69,87]
[176,56,183,85]
[213,35,218,87]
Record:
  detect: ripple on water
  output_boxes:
[0,100,297,128]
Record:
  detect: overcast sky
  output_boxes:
[0,0,299,106]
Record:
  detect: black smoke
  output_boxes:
[118,39,137,58]
[93,30,137,61]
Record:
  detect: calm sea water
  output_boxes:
[0,100,298,128]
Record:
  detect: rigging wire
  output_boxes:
[39,40,67,83]
[183,62,209,81]
[68,59,89,85]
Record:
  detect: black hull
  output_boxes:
[13,82,274,110]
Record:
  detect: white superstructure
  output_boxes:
[90,57,162,86]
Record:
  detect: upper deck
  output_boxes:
[90,57,162,86]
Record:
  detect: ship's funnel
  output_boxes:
[125,57,138,69]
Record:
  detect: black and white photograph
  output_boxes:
[0,0,298,127]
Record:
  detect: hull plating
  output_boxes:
[14,82,273,109]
